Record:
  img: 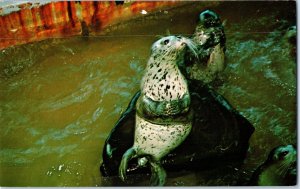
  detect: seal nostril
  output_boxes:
[163,39,170,45]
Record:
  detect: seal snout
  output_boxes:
[175,36,189,50]
[152,36,192,53]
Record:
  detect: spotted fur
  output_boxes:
[134,114,191,161]
[119,36,197,185]
[140,36,198,116]
[142,37,189,102]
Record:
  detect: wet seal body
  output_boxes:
[249,145,297,186]
[100,79,254,185]
[186,10,226,83]
[118,36,198,186]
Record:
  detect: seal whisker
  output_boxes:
[276,163,287,175]
[161,45,176,60]
[277,165,290,177]
[276,160,293,176]
[184,38,199,60]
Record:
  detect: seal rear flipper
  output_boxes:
[149,160,167,186]
[119,147,138,182]
[100,91,141,177]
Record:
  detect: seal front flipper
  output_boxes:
[119,147,138,182]
[149,160,166,186]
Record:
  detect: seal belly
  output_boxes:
[134,114,192,160]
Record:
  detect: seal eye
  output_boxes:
[163,39,170,45]
[280,151,289,157]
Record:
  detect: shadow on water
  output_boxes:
[0,1,296,186]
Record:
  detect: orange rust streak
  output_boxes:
[0,16,9,38]
[9,12,20,30]
[54,1,68,26]
[21,7,34,30]
[98,1,116,28]
[30,7,38,30]
[18,7,32,40]
[81,1,94,26]
[93,1,113,30]
[40,3,54,30]
[69,1,78,24]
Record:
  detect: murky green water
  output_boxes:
[0,1,296,186]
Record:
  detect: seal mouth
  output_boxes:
[179,36,198,60]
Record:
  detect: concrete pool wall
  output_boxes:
[0,0,221,50]
[0,1,296,186]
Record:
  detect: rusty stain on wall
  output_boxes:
[0,1,182,50]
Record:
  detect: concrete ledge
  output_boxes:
[0,1,181,49]
[0,1,222,50]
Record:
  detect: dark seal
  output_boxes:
[185,10,226,83]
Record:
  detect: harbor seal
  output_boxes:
[249,144,297,186]
[185,10,226,84]
[118,36,198,186]
[100,80,254,186]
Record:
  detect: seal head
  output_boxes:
[249,144,297,186]
[199,10,222,32]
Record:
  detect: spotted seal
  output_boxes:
[118,36,198,186]
[185,10,226,84]
[249,145,297,186]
